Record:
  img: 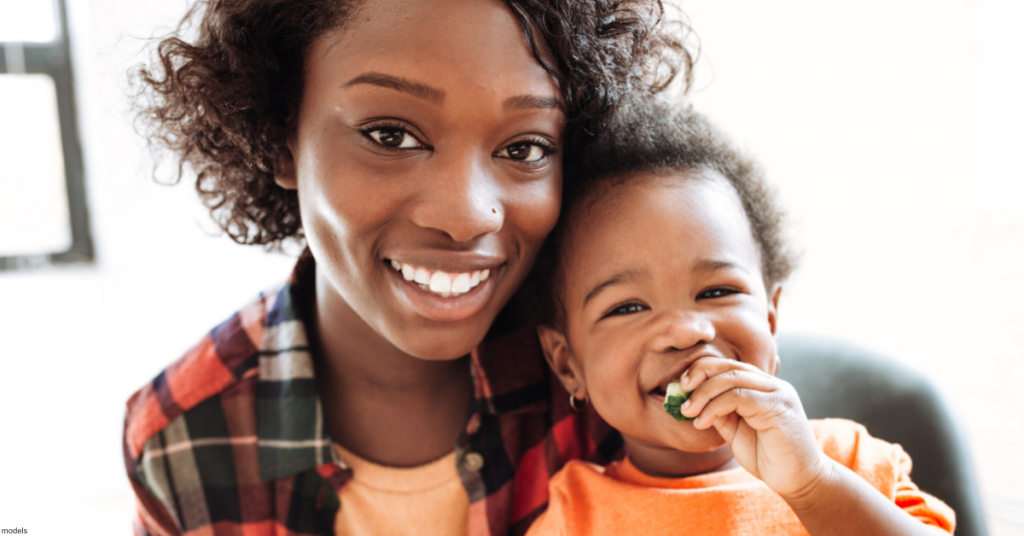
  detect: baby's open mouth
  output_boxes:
[649,381,675,401]
[385,259,490,298]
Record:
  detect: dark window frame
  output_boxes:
[0,0,93,270]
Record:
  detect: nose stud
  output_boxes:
[491,208,497,214]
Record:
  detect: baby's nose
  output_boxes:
[649,311,716,353]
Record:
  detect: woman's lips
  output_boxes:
[387,259,490,298]
[385,259,504,323]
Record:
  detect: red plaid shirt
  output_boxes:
[124,257,621,536]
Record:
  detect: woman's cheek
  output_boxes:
[515,170,562,248]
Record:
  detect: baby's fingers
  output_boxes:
[680,357,768,392]
[680,369,777,420]
[690,386,799,431]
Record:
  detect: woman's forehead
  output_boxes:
[306,0,562,104]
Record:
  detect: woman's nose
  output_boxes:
[409,154,503,242]
[649,311,716,353]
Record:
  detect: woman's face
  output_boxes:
[277,0,564,360]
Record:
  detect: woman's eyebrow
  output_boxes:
[582,269,646,308]
[503,95,565,112]
[343,72,445,104]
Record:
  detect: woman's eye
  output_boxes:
[497,141,548,162]
[606,302,647,317]
[367,127,423,149]
[698,288,739,300]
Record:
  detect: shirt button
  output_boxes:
[466,414,481,435]
[462,451,485,472]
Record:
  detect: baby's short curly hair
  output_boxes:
[133,0,694,247]
[527,97,798,327]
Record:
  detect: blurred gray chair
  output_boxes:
[777,334,987,536]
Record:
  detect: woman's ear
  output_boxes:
[767,283,783,336]
[274,133,298,190]
[537,325,587,399]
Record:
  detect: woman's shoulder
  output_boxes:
[123,279,296,463]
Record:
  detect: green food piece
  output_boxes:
[663,381,694,422]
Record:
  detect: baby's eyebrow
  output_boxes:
[694,259,749,274]
[582,269,647,308]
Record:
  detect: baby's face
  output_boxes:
[549,170,779,453]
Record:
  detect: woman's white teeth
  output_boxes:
[429,272,451,294]
[391,260,490,298]
[451,273,471,293]
[414,268,431,285]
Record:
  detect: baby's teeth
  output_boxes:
[429,272,452,293]
[481,269,490,281]
[451,273,471,293]
[390,259,401,271]
[414,268,431,285]
[470,271,481,287]
[402,264,416,281]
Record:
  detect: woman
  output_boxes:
[125,0,688,534]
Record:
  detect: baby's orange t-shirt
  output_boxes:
[527,419,955,536]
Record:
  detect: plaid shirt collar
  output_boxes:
[255,255,552,483]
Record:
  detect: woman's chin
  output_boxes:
[389,325,490,362]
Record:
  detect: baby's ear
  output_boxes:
[767,283,783,336]
[537,325,587,399]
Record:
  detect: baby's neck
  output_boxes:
[622,435,738,478]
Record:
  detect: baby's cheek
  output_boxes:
[587,366,642,430]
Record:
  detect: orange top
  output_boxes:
[527,419,955,536]
[333,443,469,536]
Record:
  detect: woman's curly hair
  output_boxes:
[133,0,695,247]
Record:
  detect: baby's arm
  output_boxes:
[679,357,950,536]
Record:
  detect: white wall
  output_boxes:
[0,0,295,532]
[682,1,1024,534]
[0,0,1020,534]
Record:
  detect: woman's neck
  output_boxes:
[309,273,474,468]
[622,434,738,479]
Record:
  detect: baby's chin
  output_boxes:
[666,425,728,452]
[622,418,728,453]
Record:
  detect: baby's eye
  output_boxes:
[496,140,554,163]
[697,287,739,300]
[366,127,424,149]
[604,302,648,317]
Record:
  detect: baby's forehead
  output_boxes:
[558,170,759,274]
[567,168,742,230]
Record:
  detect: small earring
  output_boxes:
[773,354,781,374]
[569,393,587,412]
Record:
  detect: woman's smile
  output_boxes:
[383,255,504,322]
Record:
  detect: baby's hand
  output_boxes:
[679,356,829,499]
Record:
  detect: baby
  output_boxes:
[525,98,956,535]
